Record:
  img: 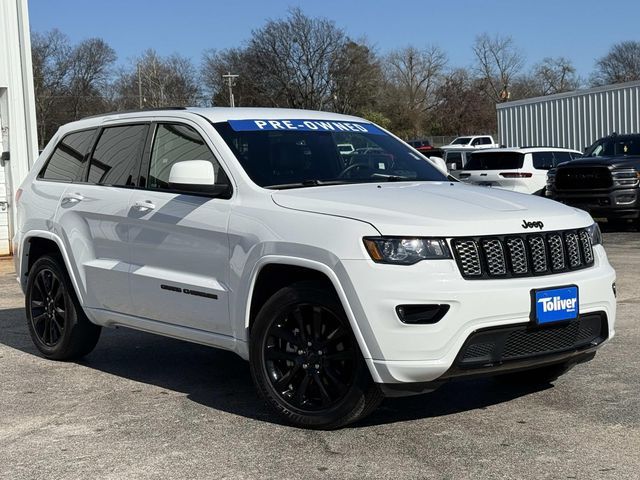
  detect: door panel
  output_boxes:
[127,122,232,334]
[127,191,231,334]
[57,185,134,313]
[55,123,148,314]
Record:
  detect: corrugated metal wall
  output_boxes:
[496,81,640,151]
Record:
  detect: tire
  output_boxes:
[249,281,383,429]
[25,255,101,360]
[494,362,573,386]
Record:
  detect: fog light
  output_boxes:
[396,304,450,324]
[615,194,636,205]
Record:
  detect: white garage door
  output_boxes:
[0,114,9,255]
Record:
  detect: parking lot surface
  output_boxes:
[1,227,639,480]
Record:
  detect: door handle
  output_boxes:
[133,200,156,212]
[61,192,84,205]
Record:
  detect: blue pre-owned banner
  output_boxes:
[228,119,386,135]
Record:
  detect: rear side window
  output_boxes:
[39,129,96,182]
[88,125,148,186]
[532,151,574,170]
[532,151,555,170]
[464,152,524,170]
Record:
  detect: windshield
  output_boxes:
[464,151,524,170]
[451,137,472,145]
[585,135,640,157]
[213,120,448,188]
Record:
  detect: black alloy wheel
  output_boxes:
[263,302,357,411]
[29,267,66,347]
[250,281,383,429]
[25,255,101,360]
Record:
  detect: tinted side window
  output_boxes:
[39,129,96,182]
[532,151,555,169]
[148,123,229,193]
[88,125,148,186]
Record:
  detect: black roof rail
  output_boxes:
[80,107,189,120]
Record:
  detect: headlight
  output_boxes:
[586,222,602,246]
[363,237,451,265]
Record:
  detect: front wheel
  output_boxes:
[249,281,382,429]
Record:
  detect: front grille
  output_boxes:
[452,228,594,279]
[555,166,612,189]
[457,312,607,367]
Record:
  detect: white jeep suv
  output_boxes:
[459,147,583,195]
[14,108,616,429]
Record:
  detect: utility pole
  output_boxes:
[222,72,239,107]
[137,64,143,109]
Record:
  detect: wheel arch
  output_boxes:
[243,256,376,374]
[19,231,86,305]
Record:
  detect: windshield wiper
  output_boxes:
[264,179,353,190]
[371,174,413,182]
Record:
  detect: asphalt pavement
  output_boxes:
[1,225,638,479]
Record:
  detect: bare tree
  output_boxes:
[201,48,267,107]
[247,7,347,109]
[114,50,201,109]
[67,38,116,119]
[592,41,640,85]
[531,57,580,95]
[433,68,496,135]
[385,45,447,137]
[473,33,524,102]
[31,29,73,147]
[329,40,382,114]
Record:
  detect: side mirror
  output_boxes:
[168,160,216,193]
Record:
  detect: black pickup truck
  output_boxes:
[547,133,640,222]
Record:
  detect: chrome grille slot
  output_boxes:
[579,230,594,264]
[505,238,528,274]
[452,228,594,279]
[452,240,482,276]
[481,239,506,276]
[565,232,582,268]
[528,236,548,273]
[548,234,565,271]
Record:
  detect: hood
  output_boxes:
[272,182,592,237]
[558,155,640,169]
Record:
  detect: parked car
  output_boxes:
[442,135,499,149]
[459,147,583,195]
[547,133,640,223]
[408,139,433,153]
[14,108,616,429]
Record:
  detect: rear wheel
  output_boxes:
[26,255,101,360]
[250,281,382,429]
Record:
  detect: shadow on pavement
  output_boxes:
[0,306,548,428]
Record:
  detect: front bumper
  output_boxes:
[340,245,616,384]
[548,187,639,219]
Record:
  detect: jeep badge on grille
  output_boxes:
[522,220,544,230]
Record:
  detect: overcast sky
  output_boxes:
[28,0,640,78]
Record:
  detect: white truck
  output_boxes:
[443,135,500,149]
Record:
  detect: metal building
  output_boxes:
[0,0,38,255]
[496,80,640,152]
